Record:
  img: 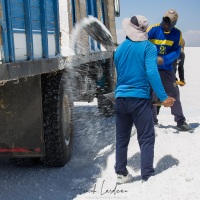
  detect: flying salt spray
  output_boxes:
[69,15,116,103]
[71,15,115,52]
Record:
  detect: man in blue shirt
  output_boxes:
[114,15,175,184]
[147,9,192,131]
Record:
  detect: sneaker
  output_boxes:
[177,121,192,132]
[117,173,133,184]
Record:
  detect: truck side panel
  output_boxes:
[1,0,60,63]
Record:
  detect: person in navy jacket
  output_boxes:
[114,15,175,184]
[147,9,192,131]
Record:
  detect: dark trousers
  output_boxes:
[152,70,185,124]
[115,97,155,180]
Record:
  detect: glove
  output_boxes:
[176,80,186,86]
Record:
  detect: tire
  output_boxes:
[99,94,114,117]
[96,59,115,117]
[97,93,103,109]
[41,71,74,167]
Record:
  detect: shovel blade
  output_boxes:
[82,16,114,47]
[103,92,115,104]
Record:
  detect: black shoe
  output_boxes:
[142,171,155,182]
[142,178,148,183]
[154,121,159,127]
[177,121,192,132]
[142,176,154,183]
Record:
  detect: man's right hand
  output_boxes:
[163,97,175,107]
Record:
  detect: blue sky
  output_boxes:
[115,0,200,46]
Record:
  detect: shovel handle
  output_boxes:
[152,101,163,106]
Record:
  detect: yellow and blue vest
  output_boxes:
[147,24,182,71]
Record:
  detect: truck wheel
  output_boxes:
[41,71,74,167]
[97,59,115,117]
[97,95,103,109]
[99,95,114,117]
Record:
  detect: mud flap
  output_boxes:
[0,76,45,157]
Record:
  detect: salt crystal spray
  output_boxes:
[71,15,115,51]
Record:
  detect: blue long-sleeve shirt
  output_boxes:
[114,39,168,102]
[147,24,182,71]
